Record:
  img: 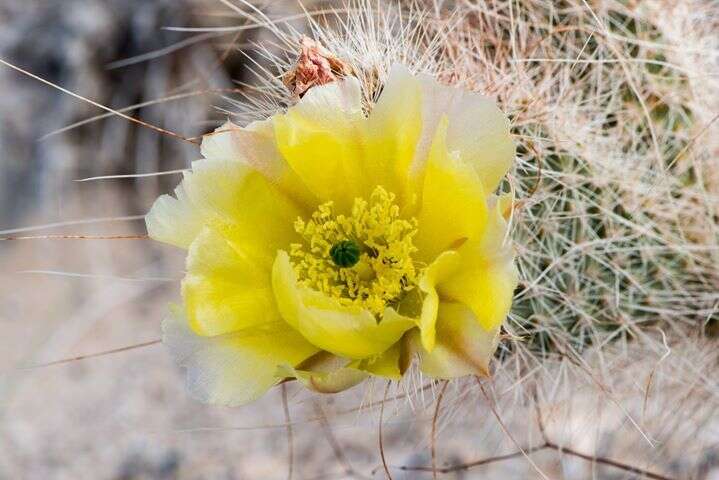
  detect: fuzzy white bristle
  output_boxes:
[218,1,719,477]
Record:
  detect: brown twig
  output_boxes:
[398,441,675,479]
[398,443,551,473]
[544,441,675,480]
[431,380,449,480]
[400,382,676,479]
[534,399,550,444]
[534,397,673,479]
[313,402,369,480]
[281,384,294,480]
[22,339,161,369]
[477,377,550,479]
[378,380,393,480]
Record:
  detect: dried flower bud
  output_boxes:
[283,36,353,98]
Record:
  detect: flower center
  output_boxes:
[290,186,418,316]
[329,240,361,268]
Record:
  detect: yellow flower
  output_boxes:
[147,65,517,406]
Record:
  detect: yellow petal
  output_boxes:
[416,73,514,193]
[201,120,317,209]
[272,251,416,359]
[363,65,423,211]
[182,228,274,336]
[148,138,305,251]
[145,183,204,249]
[417,251,461,352]
[273,77,368,213]
[414,117,489,262]
[350,339,410,379]
[147,158,302,264]
[437,198,518,331]
[415,302,500,378]
[163,311,319,406]
[277,351,367,394]
[365,65,513,203]
[181,159,302,263]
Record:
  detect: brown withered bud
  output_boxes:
[283,36,353,98]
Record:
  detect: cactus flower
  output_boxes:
[147,65,517,406]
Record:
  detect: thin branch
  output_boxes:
[281,384,294,480]
[398,441,676,479]
[313,402,369,480]
[431,380,449,480]
[22,339,161,369]
[534,400,549,444]
[379,380,393,480]
[398,443,551,473]
[399,388,676,479]
[544,442,675,480]
[477,378,550,480]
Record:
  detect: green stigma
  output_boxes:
[291,186,418,316]
[330,240,361,268]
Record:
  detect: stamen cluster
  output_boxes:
[291,186,418,316]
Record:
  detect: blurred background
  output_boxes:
[0,1,319,478]
[1,1,718,479]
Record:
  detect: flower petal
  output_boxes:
[277,351,367,394]
[181,159,302,262]
[350,339,409,379]
[273,77,368,213]
[364,65,513,203]
[415,302,500,378]
[163,310,318,406]
[182,228,275,336]
[415,73,514,193]
[145,184,204,249]
[414,117,489,262]
[363,65,423,211]
[201,119,317,209]
[417,251,461,352]
[437,198,518,331]
[147,159,302,264]
[272,251,416,359]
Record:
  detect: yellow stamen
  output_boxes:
[290,186,418,316]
